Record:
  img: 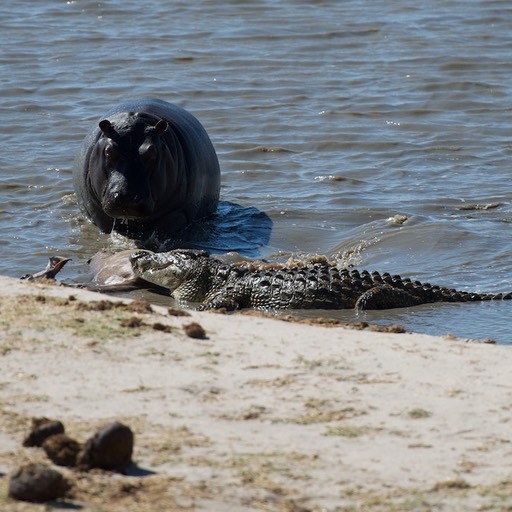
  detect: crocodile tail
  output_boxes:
[431,288,512,302]
[482,292,512,301]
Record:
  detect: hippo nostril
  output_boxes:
[132,196,144,206]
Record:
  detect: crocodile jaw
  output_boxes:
[129,250,188,291]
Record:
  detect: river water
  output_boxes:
[2,0,512,342]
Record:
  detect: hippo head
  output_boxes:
[88,112,174,223]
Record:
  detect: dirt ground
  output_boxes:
[1,275,512,511]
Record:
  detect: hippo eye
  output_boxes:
[139,143,157,164]
[104,143,119,164]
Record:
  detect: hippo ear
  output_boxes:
[99,119,112,135]
[154,120,168,136]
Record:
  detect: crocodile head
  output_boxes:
[129,249,210,293]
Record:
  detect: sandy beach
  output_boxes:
[1,275,512,511]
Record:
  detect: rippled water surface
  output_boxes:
[2,0,512,342]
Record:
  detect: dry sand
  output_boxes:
[1,275,512,511]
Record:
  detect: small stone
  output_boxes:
[42,433,82,467]
[23,417,65,447]
[152,322,173,333]
[77,422,134,471]
[125,299,153,313]
[8,462,69,503]
[183,322,206,339]
[387,214,408,225]
[120,316,144,328]
[167,307,190,317]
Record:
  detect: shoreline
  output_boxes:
[1,275,511,511]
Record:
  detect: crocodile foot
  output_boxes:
[355,285,423,310]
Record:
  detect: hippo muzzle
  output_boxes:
[101,171,155,220]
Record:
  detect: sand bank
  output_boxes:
[1,276,511,511]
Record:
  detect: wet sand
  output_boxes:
[1,275,511,511]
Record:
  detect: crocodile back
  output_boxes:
[227,264,371,310]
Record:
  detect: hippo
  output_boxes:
[73,98,220,236]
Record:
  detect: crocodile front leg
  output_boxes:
[198,289,251,311]
[355,284,424,310]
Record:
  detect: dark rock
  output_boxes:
[23,417,65,447]
[183,322,207,339]
[8,462,69,503]
[42,433,82,467]
[77,421,134,471]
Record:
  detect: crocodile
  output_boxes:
[129,249,512,311]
